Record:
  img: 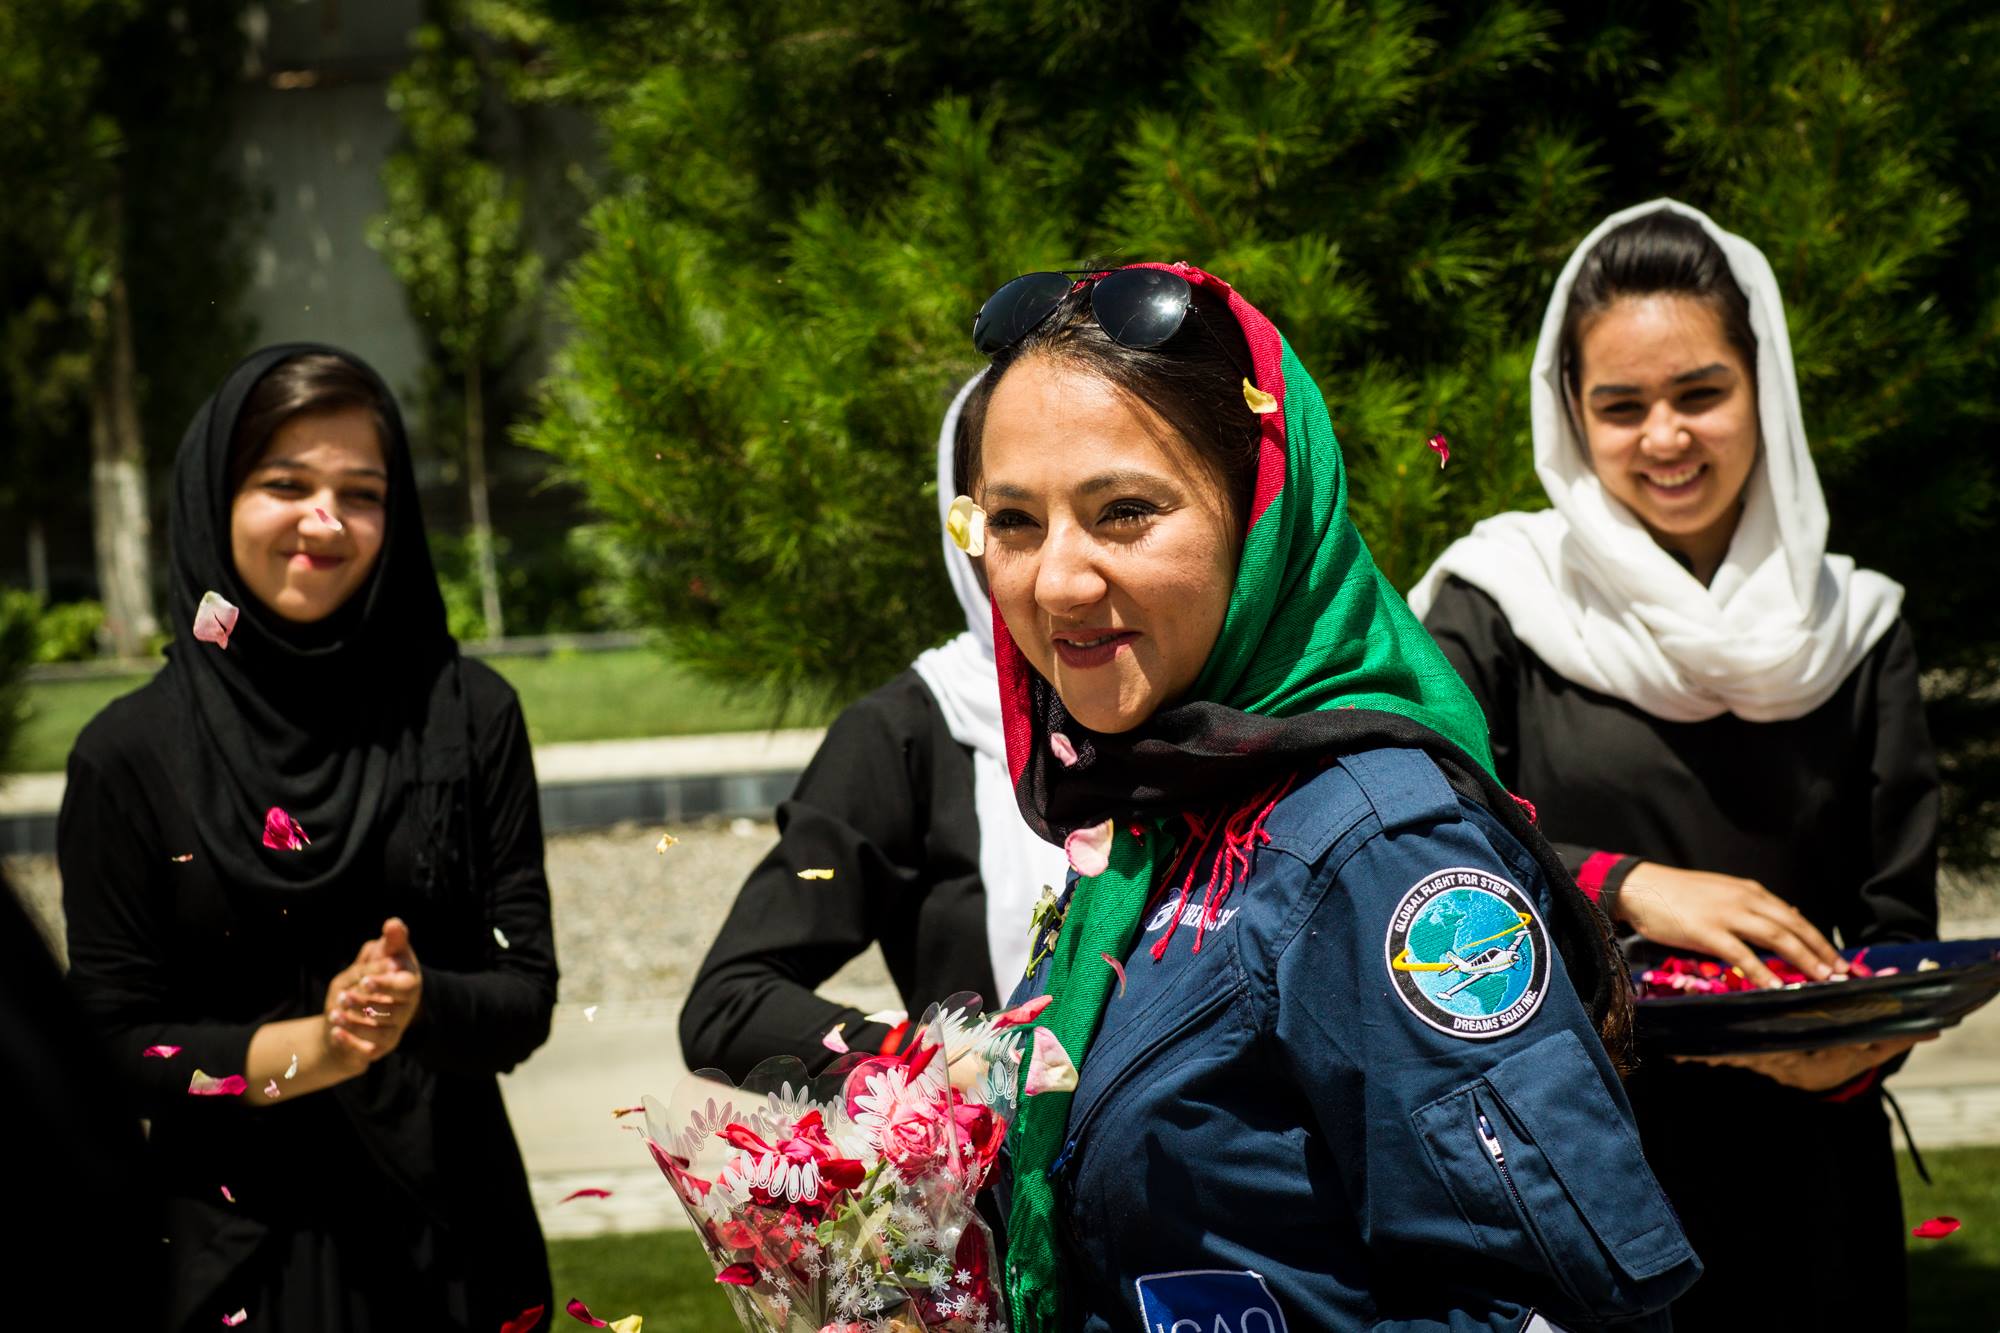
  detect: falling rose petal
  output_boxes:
[284,1053,298,1079]
[654,832,679,854]
[610,1105,646,1119]
[261,806,309,852]
[193,591,239,650]
[221,1185,236,1203]
[822,1023,849,1053]
[1428,433,1450,469]
[221,1311,248,1328]
[608,1319,642,1333]
[314,506,344,532]
[583,1005,599,1022]
[142,1045,182,1059]
[1912,1217,1961,1239]
[263,1079,280,1098]
[188,1070,248,1097]
[716,1263,760,1287]
[1050,733,1079,768]
[946,494,987,557]
[1101,951,1128,998]
[1241,378,1280,415]
[170,852,195,863]
[992,993,1054,1030]
[500,1306,547,1333]
[566,1298,612,1327]
[493,926,511,950]
[559,1187,614,1204]
[796,868,835,880]
[862,1007,908,1026]
[1065,820,1114,878]
[1024,1026,1079,1096]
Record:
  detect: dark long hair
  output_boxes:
[1560,211,1756,396]
[953,280,1261,529]
[227,352,395,490]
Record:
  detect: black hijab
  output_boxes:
[162,343,465,899]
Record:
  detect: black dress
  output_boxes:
[680,670,997,1081]
[60,659,556,1331]
[1423,574,1939,1330]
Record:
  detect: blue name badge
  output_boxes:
[1133,1269,1290,1333]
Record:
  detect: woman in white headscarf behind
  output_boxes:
[1411,199,1939,1329]
[681,375,1066,1079]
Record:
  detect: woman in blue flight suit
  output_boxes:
[951,263,1701,1332]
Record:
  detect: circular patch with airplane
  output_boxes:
[1384,866,1550,1040]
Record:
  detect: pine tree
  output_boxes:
[500,0,2000,861]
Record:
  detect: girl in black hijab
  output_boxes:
[60,345,557,1330]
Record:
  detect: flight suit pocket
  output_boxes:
[1411,1029,1698,1319]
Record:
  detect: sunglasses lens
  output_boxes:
[973,272,1076,355]
[1091,268,1192,349]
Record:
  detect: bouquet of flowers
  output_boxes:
[640,992,1053,1333]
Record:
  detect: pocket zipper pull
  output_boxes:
[1477,1112,1507,1166]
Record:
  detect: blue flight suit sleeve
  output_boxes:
[1261,752,1699,1330]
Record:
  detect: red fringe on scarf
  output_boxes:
[1144,773,1299,960]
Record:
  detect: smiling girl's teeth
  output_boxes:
[1646,464,1703,488]
[1072,635,1115,649]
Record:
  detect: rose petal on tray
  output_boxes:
[1066,820,1114,877]
[1024,1026,1078,1096]
[143,1045,182,1059]
[500,1306,546,1333]
[189,1070,248,1097]
[1912,1216,1961,1239]
[194,591,239,649]
[559,1187,614,1204]
[261,807,309,852]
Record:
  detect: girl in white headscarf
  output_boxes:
[1412,199,1939,1329]
[680,375,1067,1079]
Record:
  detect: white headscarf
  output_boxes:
[1408,198,1903,722]
[911,373,1071,992]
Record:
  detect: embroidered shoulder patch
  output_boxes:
[1134,1269,1289,1332]
[1385,866,1550,1040]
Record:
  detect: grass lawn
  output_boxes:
[9,648,835,773]
[546,1146,2000,1331]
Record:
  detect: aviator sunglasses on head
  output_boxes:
[971,267,1201,358]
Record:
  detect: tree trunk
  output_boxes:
[88,188,159,659]
[464,360,504,642]
[26,519,49,602]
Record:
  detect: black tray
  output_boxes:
[1633,937,2000,1056]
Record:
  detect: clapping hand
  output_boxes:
[324,917,424,1065]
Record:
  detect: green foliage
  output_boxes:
[505,0,2000,857]
[0,593,36,771]
[31,600,107,664]
[429,527,631,642]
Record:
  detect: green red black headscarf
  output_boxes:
[991,264,1621,1331]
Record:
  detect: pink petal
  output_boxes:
[821,1022,849,1053]
[1912,1216,1961,1239]
[1101,951,1128,998]
[1428,433,1450,469]
[862,1007,908,1026]
[170,852,195,863]
[193,591,239,649]
[264,1079,280,1098]
[610,1105,645,1119]
[991,993,1054,1030]
[188,1070,248,1097]
[559,1187,614,1204]
[500,1307,547,1333]
[142,1045,182,1059]
[1050,733,1079,767]
[1024,1025,1078,1096]
[221,1185,236,1203]
[566,1298,611,1327]
[261,806,309,852]
[221,1312,248,1328]
[1065,820,1114,878]
[314,506,344,532]
[715,1262,760,1287]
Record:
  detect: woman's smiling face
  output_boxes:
[1574,293,1759,582]
[976,355,1239,734]
[229,405,389,622]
